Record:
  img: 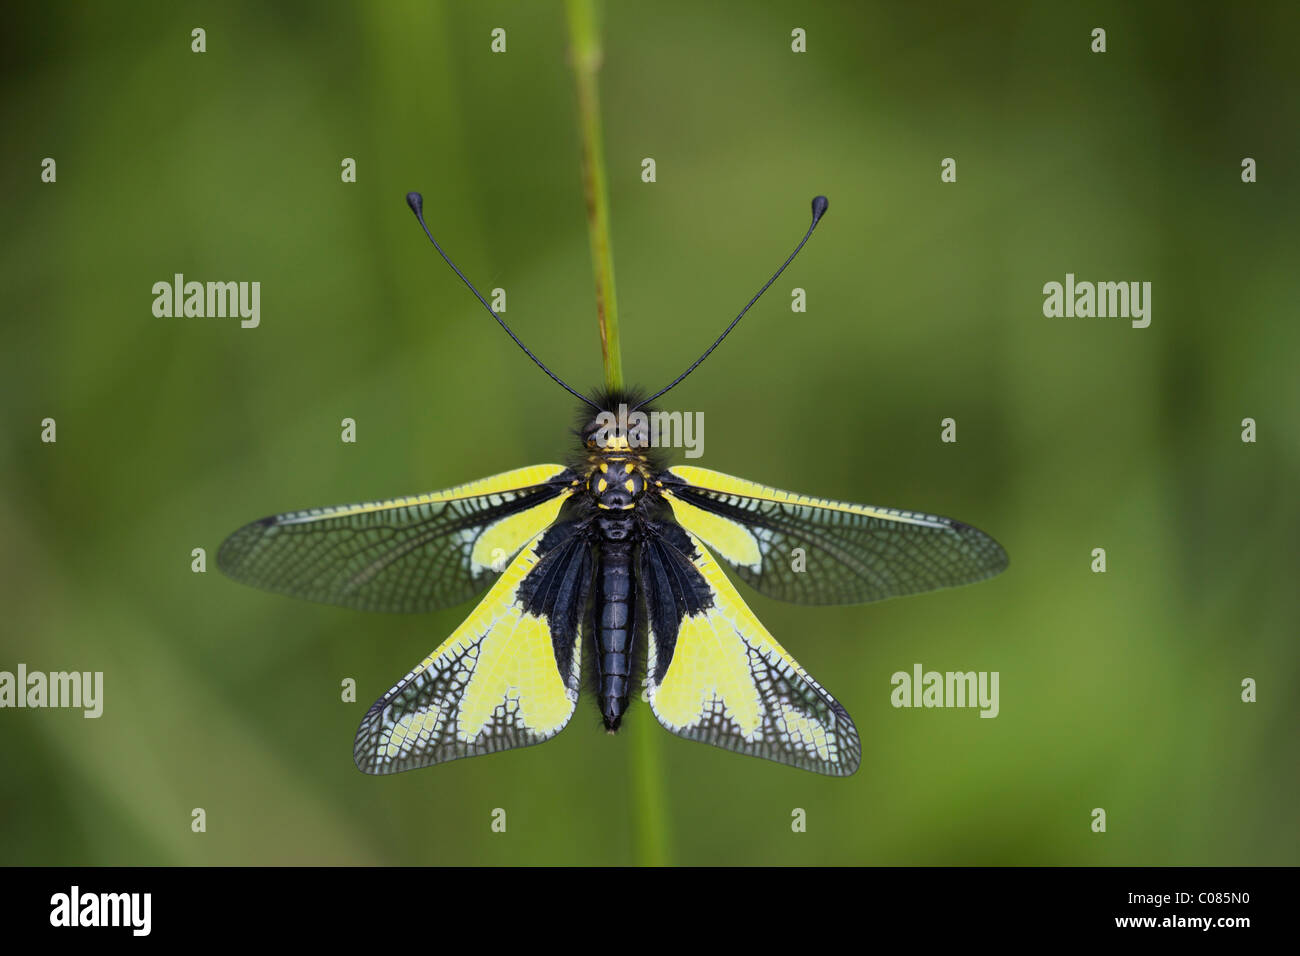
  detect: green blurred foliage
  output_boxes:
[2,0,1297,865]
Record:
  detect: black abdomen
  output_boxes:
[593,517,638,730]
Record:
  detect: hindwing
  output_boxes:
[353,520,592,774]
[639,522,860,776]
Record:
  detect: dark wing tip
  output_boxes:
[215,514,279,578]
[353,706,387,775]
[948,518,1010,578]
[828,700,862,776]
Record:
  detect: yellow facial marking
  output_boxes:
[624,480,636,493]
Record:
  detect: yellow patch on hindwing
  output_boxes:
[664,494,762,571]
[376,531,577,760]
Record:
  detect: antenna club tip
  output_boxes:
[811,195,829,221]
[405,191,424,215]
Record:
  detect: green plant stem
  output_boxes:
[630,709,670,866]
[566,0,623,392]
[566,0,670,866]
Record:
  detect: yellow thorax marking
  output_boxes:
[585,450,651,480]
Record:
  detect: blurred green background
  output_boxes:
[2,0,1297,866]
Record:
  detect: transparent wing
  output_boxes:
[218,464,575,613]
[661,465,1007,606]
[353,527,585,774]
[640,524,860,776]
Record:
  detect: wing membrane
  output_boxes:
[641,527,860,776]
[218,464,575,613]
[353,528,585,773]
[662,465,1007,606]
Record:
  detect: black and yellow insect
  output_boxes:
[218,192,1007,776]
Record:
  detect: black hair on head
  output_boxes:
[572,386,653,437]
[569,385,669,470]
[571,386,653,438]
[586,386,651,415]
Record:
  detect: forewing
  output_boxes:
[640,525,860,776]
[218,464,575,613]
[661,465,1007,606]
[353,525,588,773]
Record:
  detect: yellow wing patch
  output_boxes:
[468,493,567,573]
[663,493,762,571]
[652,609,763,738]
[354,530,580,774]
[645,533,860,776]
